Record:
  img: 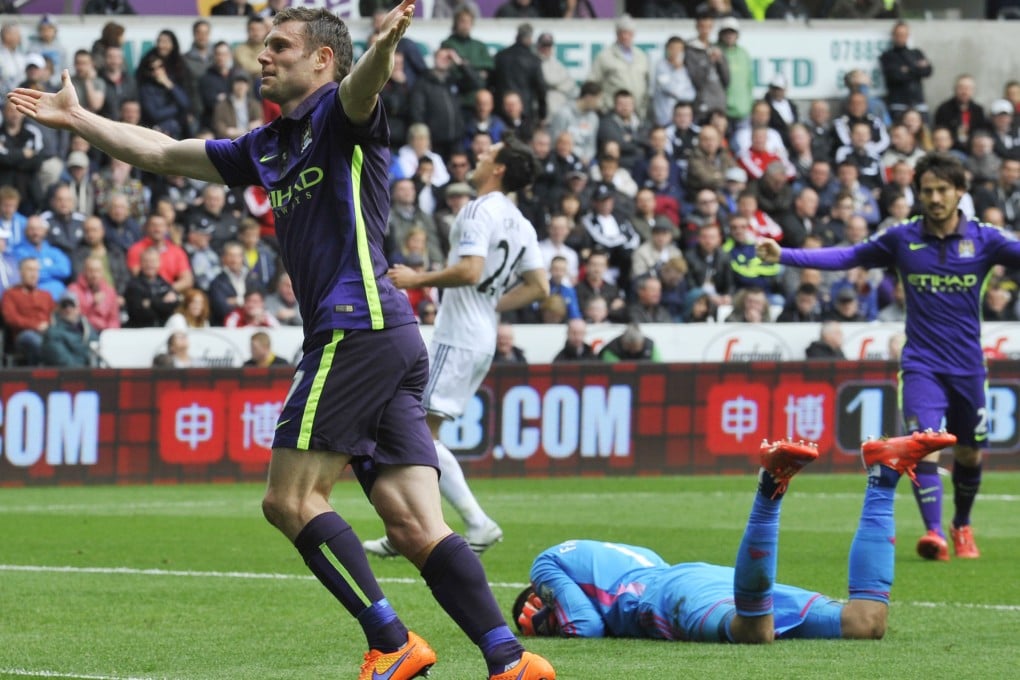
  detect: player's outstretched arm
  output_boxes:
[496,268,549,313]
[756,238,782,264]
[340,0,414,124]
[9,71,223,183]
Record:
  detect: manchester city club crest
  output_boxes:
[959,240,975,258]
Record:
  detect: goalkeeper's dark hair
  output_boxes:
[914,152,968,191]
[511,585,536,633]
[495,133,540,194]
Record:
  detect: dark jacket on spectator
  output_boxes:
[124,273,177,327]
[408,67,480,154]
[879,44,932,117]
[138,80,191,139]
[934,97,989,153]
[208,268,263,326]
[805,340,845,359]
[490,40,547,123]
[553,341,596,362]
[41,315,97,367]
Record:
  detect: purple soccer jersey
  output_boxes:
[780,215,1020,375]
[205,83,416,340]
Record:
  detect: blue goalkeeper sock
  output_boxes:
[733,487,780,617]
[848,469,896,604]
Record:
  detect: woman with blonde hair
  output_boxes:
[165,288,210,330]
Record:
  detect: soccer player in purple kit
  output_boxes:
[9,4,555,680]
[759,151,1020,562]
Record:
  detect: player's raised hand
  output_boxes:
[387,263,420,289]
[375,0,414,51]
[756,238,782,263]
[8,70,81,131]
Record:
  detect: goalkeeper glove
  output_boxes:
[516,594,558,636]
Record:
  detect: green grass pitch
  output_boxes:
[2,472,1019,679]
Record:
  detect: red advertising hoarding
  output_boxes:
[1,362,1018,487]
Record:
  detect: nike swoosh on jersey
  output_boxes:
[908,242,928,250]
[372,648,412,680]
[259,153,278,163]
[275,418,292,430]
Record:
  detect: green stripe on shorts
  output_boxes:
[297,329,345,450]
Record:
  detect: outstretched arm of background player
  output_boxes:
[340,0,414,124]
[8,71,224,183]
[388,255,484,289]
[757,237,875,270]
[496,268,549,313]
[756,238,782,264]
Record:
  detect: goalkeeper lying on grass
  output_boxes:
[514,431,954,643]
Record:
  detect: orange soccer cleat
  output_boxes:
[759,438,820,498]
[916,529,949,561]
[358,631,436,680]
[861,430,957,484]
[951,524,980,559]
[488,652,556,680]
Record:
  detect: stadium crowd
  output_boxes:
[0,2,1018,367]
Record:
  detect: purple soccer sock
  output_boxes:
[951,461,982,528]
[420,534,523,674]
[294,512,407,652]
[910,461,944,535]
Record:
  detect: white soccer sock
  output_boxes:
[435,439,491,531]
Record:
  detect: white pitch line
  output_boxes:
[2,564,1019,612]
[0,669,169,680]
[0,563,528,589]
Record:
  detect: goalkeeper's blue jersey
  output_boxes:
[530,540,829,641]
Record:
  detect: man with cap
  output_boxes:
[764,73,799,149]
[40,183,88,254]
[42,290,101,367]
[434,180,474,253]
[580,182,641,286]
[183,219,220,290]
[631,216,682,279]
[20,54,50,91]
[988,99,1020,159]
[825,285,866,322]
[536,32,575,125]
[879,21,932,123]
[588,14,649,115]
[64,150,95,216]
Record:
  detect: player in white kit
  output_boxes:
[367,136,549,557]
